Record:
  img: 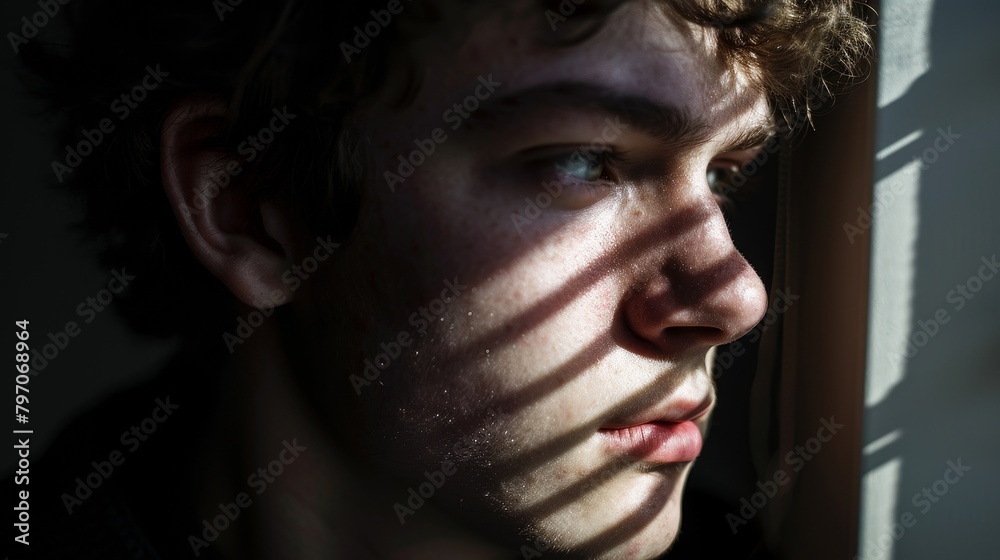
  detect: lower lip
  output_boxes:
[598,421,703,463]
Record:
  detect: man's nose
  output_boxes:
[621,193,769,357]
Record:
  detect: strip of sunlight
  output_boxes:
[877,1,933,109]
[865,158,921,406]
[875,130,923,162]
[863,429,902,457]
[858,457,903,560]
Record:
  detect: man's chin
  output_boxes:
[527,467,688,560]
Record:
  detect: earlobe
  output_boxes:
[160,96,296,309]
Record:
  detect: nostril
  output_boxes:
[618,303,728,358]
[664,325,729,346]
[643,325,732,356]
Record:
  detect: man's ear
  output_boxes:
[160,96,296,308]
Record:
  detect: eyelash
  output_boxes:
[706,165,745,210]
[544,149,755,209]
[549,148,620,184]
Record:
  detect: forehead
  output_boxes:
[382,0,766,132]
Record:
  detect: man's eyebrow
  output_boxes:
[468,81,773,151]
[719,120,777,153]
[470,82,709,147]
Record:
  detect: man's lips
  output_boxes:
[598,421,704,463]
[597,395,713,464]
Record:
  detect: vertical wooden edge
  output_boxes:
[779,54,878,559]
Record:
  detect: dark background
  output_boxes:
[2,0,176,477]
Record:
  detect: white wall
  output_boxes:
[859,0,1000,558]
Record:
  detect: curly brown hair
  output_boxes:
[19,0,872,339]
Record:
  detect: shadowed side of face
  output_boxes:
[301,1,771,558]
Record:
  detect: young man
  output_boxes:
[15,0,870,558]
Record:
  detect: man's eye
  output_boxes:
[706,164,741,207]
[552,150,610,182]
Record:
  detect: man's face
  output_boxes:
[308,1,770,557]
